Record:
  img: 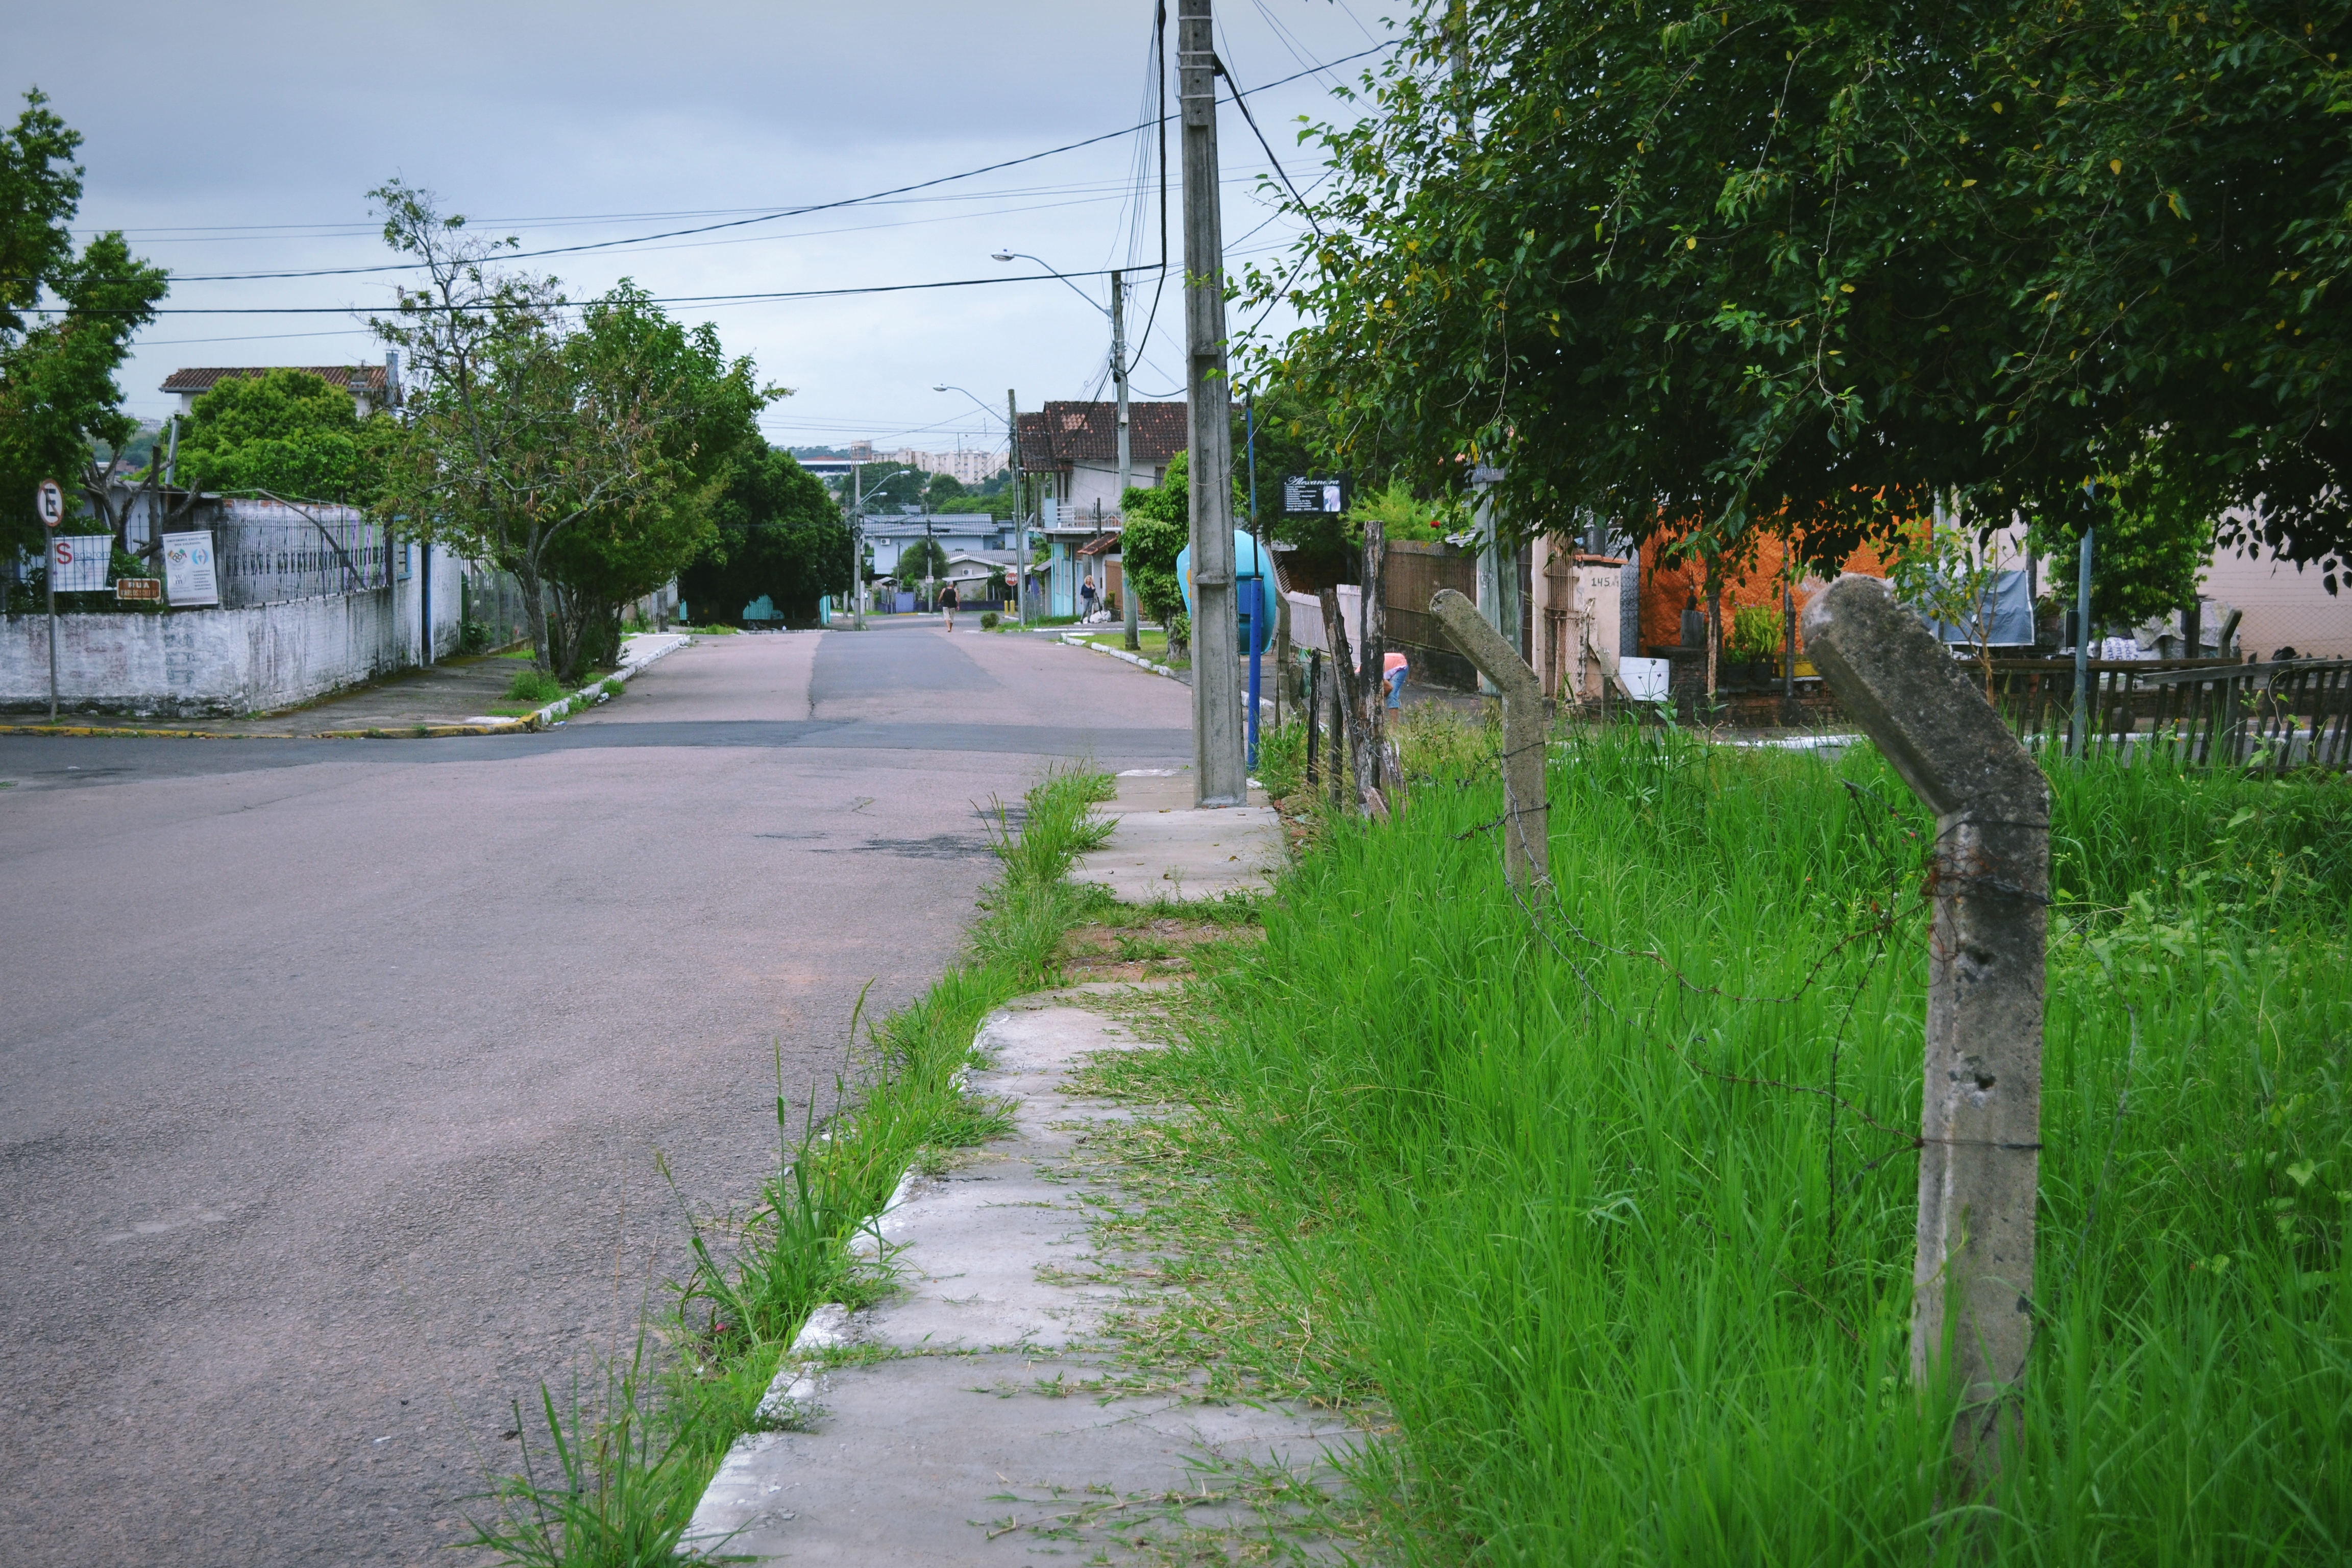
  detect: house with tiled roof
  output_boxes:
[1014,399,1186,521]
[160,361,399,419]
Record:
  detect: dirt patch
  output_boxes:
[1057,916,1262,982]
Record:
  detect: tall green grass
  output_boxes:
[463,765,1115,1566]
[1129,725,2351,1564]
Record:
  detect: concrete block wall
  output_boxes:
[2,550,463,717]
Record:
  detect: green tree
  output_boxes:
[842,461,922,514]
[679,445,848,627]
[370,182,774,679]
[1119,450,1245,652]
[173,369,396,505]
[896,534,951,593]
[1248,1,2352,600]
[538,285,771,669]
[0,90,168,563]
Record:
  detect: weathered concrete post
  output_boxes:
[1430,587,1547,891]
[1802,575,2049,1463]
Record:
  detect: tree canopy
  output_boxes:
[370,181,776,677]
[679,444,849,626]
[1248,1,2352,600]
[173,369,396,505]
[0,90,167,561]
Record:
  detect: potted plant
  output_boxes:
[1726,602,1784,687]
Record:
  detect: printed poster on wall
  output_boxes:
[162,530,219,606]
[48,534,113,594]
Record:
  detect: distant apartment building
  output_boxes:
[889,447,1009,485]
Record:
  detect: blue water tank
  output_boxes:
[1174,530,1271,619]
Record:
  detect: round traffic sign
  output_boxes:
[36,478,64,528]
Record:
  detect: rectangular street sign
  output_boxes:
[162,530,219,606]
[49,534,113,594]
[115,577,163,602]
[1281,475,1350,517]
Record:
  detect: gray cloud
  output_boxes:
[23,0,1391,448]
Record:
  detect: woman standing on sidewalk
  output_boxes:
[939,582,959,632]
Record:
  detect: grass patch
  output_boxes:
[505,668,566,705]
[1077,628,1172,662]
[463,764,1120,1565]
[1086,717,2352,1564]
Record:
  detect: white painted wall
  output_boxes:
[2,549,463,717]
[2201,546,2351,660]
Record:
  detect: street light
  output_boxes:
[842,461,919,629]
[991,251,1111,318]
[991,251,1138,649]
[935,382,1027,621]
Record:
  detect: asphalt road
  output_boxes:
[0,626,1191,1567]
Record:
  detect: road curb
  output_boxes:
[0,723,267,740]
[1058,631,1183,681]
[514,633,694,732]
[1,634,696,741]
[1059,631,1281,716]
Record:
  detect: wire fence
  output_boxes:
[1987,657,2352,771]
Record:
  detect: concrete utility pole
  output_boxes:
[1180,0,1244,806]
[1007,389,1027,623]
[1114,270,1140,653]
[1804,575,2049,1472]
[850,463,866,629]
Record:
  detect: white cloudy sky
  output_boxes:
[20,1,1398,456]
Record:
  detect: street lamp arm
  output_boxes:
[992,252,1109,318]
[932,384,1009,432]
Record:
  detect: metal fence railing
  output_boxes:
[215,505,390,606]
[1988,657,2352,771]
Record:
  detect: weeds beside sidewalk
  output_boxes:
[461,767,1117,1567]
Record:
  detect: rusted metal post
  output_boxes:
[1802,575,2049,1466]
[1430,587,1547,891]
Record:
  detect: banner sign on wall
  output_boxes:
[48,534,113,594]
[162,531,219,606]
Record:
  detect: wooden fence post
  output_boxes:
[1429,587,1547,891]
[1802,575,2050,1468]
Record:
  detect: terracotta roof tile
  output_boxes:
[1014,400,1186,472]
[161,365,389,396]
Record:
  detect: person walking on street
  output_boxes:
[939,581,959,632]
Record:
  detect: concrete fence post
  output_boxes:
[1430,587,1547,891]
[1801,575,2050,1465]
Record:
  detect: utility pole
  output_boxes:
[1180,0,1244,807]
[1114,270,1140,653]
[850,463,866,629]
[1007,389,1026,623]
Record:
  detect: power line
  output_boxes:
[29,41,1394,289]
[46,267,1130,317]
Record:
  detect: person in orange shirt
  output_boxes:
[1383,649,1409,708]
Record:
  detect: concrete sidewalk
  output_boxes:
[1070,768,1285,903]
[684,998,1353,1564]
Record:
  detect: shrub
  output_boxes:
[1729,601,1784,662]
[505,669,564,705]
[980,610,1000,630]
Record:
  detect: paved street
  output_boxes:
[0,627,1189,1567]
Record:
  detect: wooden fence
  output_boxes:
[1986,657,2352,771]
